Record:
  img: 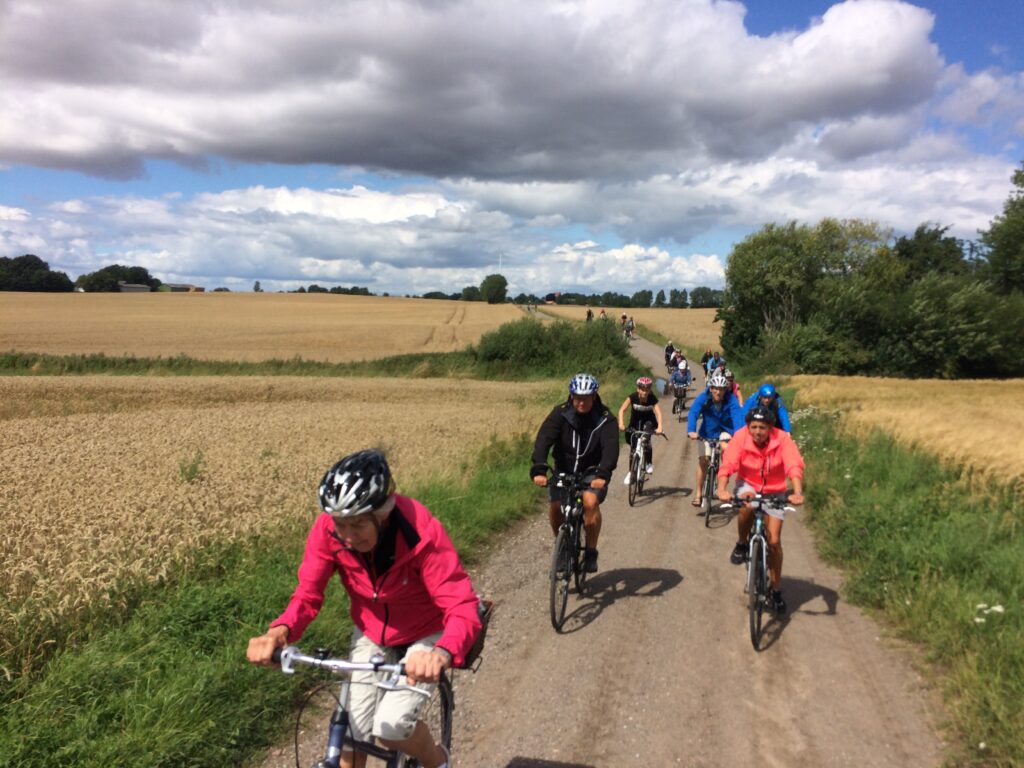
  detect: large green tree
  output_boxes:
[0,254,73,291]
[75,264,161,292]
[479,273,508,304]
[979,161,1024,294]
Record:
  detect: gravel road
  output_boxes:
[257,335,946,767]
[449,336,945,767]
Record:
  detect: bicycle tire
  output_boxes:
[571,518,588,594]
[748,537,766,650]
[627,454,640,506]
[549,526,572,631]
[701,467,712,520]
[398,674,454,768]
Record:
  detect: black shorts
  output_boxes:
[548,473,609,504]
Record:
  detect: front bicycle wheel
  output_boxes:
[748,538,766,650]
[571,519,588,594]
[701,468,713,522]
[627,454,640,506]
[549,526,572,631]
[399,674,454,768]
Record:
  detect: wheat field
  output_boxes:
[0,375,556,671]
[791,375,1024,489]
[0,292,523,362]
[540,305,721,352]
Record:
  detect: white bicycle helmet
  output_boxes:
[569,373,599,395]
[319,449,396,519]
[678,361,687,370]
[708,373,728,388]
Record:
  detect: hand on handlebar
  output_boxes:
[246,625,289,666]
[404,649,449,684]
[533,475,548,488]
[687,431,698,440]
[589,477,607,490]
[718,489,733,503]
[788,493,805,505]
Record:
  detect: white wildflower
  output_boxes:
[976,603,989,610]
[974,617,986,624]
[985,605,1005,614]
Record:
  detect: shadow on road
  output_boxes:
[630,483,689,503]
[558,567,683,633]
[505,759,596,768]
[785,576,840,616]
[749,577,840,651]
[702,501,738,529]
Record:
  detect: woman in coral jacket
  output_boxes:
[247,449,479,768]
[716,406,805,615]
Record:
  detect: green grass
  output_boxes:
[793,405,1023,768]
[0,434,551,768]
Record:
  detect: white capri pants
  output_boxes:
[346,626,443,743]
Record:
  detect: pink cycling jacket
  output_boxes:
[719,426,804,493]
[270,495,481,667]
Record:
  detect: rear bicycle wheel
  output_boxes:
[549,526,571,631]
[394,674,454,767]
[627,454,640,506]
[748,538,766,650]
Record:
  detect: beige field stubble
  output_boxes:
[792,375,1024,489]
[540,305,721,352]
[0,376,556,669]
[0,292,523,362]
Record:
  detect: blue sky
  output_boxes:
[2,0,1022,295]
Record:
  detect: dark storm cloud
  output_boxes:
[1,0,947,181]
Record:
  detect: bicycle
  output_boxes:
[671,384,689,421]
[270,644,452,768]
[719,493,795,650]
[699,438,723,525]
[547,467,599,631]
[625,426,668,506]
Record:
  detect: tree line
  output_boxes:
[719,161,1024,379]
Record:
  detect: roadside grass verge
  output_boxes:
[0,317,635,381]
[0,433,549,768]
[793,406,1023,768]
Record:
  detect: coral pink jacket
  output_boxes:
[271,495,481,667]
[719,426,804,493]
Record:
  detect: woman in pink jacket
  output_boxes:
[247,449,479,768]
[716,406,805,615]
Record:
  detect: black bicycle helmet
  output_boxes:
[318,449,396,519]
[745,405,777,427]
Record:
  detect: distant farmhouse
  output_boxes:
[116,281,205,293]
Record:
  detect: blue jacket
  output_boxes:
[742,393,792,432]
[687,389,744,438]
[669,369,691,388]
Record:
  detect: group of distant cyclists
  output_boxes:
[245,333,803,767]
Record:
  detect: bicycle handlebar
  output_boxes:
[271,645,431,697]
[625,427,668,441]
[718,491,798,513]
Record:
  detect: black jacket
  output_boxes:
[530,396,619,481]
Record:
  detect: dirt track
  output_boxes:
[449,336,945,767]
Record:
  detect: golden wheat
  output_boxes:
[791,375,1024,488]
[540,305,721,352]
[0,375,557,668]
[0,293,523,362]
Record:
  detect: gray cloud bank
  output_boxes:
[1,0,1022,293]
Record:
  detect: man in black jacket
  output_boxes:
[530,372,619,573]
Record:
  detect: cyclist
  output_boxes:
[687,372,744,507]
[704,351,725,378]
[668,360,692,402]
[531,373,619,573]
[664,340,676,368]
[724,368,743,404]
[246,449,477,768]
[716,406,805,614]
[742,382,792,433]
[617,376,665,481]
